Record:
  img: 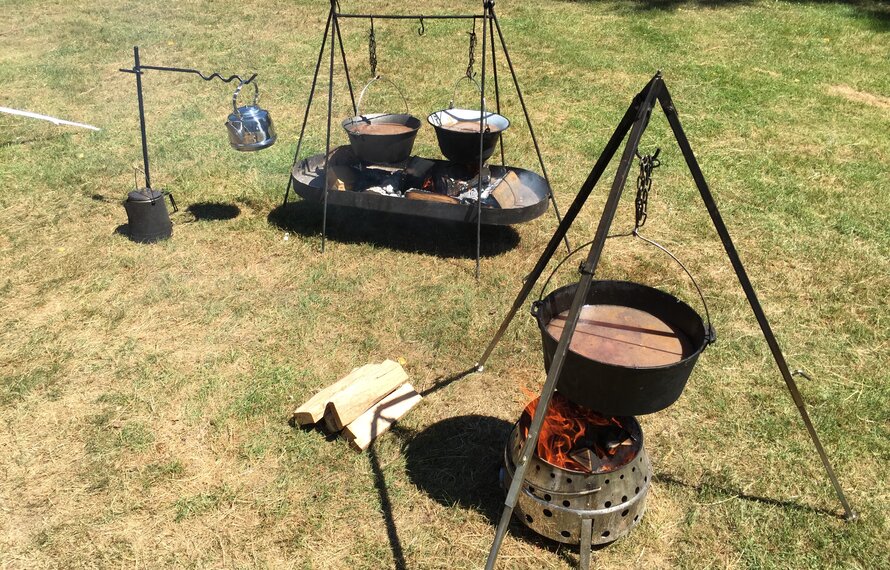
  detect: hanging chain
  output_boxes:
[368,18,377,77]
[634,148,661,230]
[466,18,477,78]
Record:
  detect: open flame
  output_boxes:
[519,392,637,473]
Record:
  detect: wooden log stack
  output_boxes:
[292,360,421,452]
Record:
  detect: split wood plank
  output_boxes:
[343,383,422,452]
[323,360,408,433]
[291,363,380,426]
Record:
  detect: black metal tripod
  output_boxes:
[476,72,856,569]
[281,0,569,277]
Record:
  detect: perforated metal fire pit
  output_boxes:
[502,412,650,546]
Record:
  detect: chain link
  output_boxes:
[466,19,477,78]
[368,18,377,77]
[634,148,661,230]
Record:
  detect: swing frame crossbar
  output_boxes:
[477,72,856,569]
[282,0,569,277]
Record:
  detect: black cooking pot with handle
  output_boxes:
[342,76,421,165]
[530,237,716,416]
[427,75,510,165]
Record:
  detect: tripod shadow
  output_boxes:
[267,201,520,259]
[652,473,845,519]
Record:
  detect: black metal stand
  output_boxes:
[282,0,569,277]
[478,72,856,570]
[119,46,256,192]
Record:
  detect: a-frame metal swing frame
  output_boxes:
[281,0,569,277]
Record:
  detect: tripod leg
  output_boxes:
[475,74,659,372]
[283,10,332,207]
[334,16,356,116]
[657,86,856,521]
[579,518,593,570]
[485,77,662,570]
[320,11,337,253]
[475,9,489,279]
[491,9,569,252]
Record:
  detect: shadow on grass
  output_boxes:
[368,443,409,570]
[267,201,521,260]
[653,472,847,519]
[186,202,240,221]
[401,415,585,566]
[402,415,509,523]
[560,0,889,31]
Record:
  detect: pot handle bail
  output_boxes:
[632,232,716,346]
[356,75,410,117]
[534,235,716,346]
[448,74,486,111]
[232,80,260,116]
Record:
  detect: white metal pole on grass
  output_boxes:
[0,106,100,131]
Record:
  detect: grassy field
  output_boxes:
[1,0,888,568]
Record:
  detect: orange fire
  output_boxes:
[519,392,633,473]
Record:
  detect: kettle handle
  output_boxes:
[232,81,260,116]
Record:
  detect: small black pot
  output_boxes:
[124,189,172,243]
[427,108,510,164]
[532,280,712,416]
[342,113,421,164]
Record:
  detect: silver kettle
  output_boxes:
[226,81,276,151]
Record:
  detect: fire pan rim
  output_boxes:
[290,149,550,226]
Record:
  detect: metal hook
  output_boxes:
[417,17,425,36]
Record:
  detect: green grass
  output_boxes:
[1,0,888,568]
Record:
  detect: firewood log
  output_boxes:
[343,383,421,452]
[491,171,522,208]
[291,363,381,427]
[323,360,408,432]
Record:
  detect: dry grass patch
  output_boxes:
[1,0,888,568]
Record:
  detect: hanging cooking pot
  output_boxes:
[427,75,510,165]
[530,239,716,416]
[342,76,422,165]
[226,81,276,151]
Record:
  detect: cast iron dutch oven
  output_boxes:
[531,279,715,416]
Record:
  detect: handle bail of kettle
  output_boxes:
[232,80,260,116]
[448,74,484,110]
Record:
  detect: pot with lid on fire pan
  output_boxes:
[428,75,510,165]
[342,76,422,165]
[531,240,717,416]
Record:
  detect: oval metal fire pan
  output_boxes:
[290,151,550,226]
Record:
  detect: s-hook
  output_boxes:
[417,16,425,36]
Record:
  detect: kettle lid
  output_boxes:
[128,188,164,203]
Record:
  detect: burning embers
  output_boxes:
[519,393,639,474]
[502,393,650,547]
[322,146,506,206]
